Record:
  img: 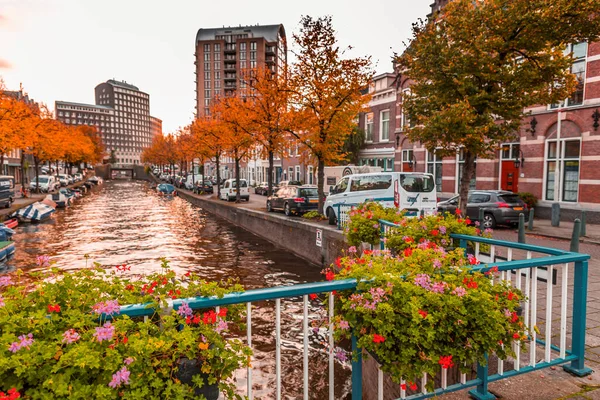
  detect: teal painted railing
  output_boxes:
[114,223,591,400]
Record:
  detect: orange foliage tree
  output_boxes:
[288,16,373,213]
[190,116,226,198]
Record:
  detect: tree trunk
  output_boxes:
[235,154,241,203]
[0,154,4,176]
[317,157,325,214]
[34,157,40,194]
[191,160,195,186]
[20,151,25,185]
[215,155,221,198]
[458,150,476,215]
[268,150,274,196]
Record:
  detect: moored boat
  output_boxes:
[0,241,15,263]
[12,202,56,223]
[1,218,18,229]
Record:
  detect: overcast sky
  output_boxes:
[0,0,430,133]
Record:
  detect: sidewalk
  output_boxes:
[525,218,600,245]
[0,184,45,220]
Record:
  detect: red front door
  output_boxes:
[501,161,519,193]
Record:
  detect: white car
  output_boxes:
[219,179,250,201]
[57,174,70,187]
[73,173,83,182]
[29,175,59,193]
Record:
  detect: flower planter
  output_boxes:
[176,358,220,400]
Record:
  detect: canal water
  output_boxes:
[4,179,350,399]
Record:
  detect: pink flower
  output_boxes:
[92,300,120,316]
[93,322,115,342]
[338,320,350,330]
[433,259,442,269]
[348,246,357,253]
[62,329,81,344]
[177,302,193,317]
[215,320,229,333]
[0,276,13,287]
[452,287,467,297]
[124,357,134,365]
[8,333,34,353]
[0,295,4,308]
[109,366,131,388]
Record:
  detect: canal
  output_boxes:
[5,179,349,398]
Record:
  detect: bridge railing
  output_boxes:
[115,226,591,400]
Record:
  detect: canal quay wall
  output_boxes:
[177,190,347,268]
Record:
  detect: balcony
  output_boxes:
[224,64,237,72]
[266,56,276,64]
[224,44,236,54]
[224,73,236,81]
[265,46,276,55]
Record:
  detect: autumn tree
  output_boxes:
[0,84,34,176]
[288,15,373,214]
[230,67,294,196]
[396,0,600,213]
[213,97,255,202]
[27,108,64,192]
[190,116,225,197]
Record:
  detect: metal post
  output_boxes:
[351,333,363,400]
[563,260,593,377]
[551,203,561,227]
[570,219,581,253]
[518,213,526,243]
[420,209,425,218]
[478,208,484,225]
[528,208,534,231]
[468,354,496,400]
[580,211,587,237]
[380,224,385,251]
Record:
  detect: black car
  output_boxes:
[437,190,528,229]
[193,182,214,194]
[267,185,319,216]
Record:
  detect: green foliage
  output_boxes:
[517,192,538,210]
[341,126,366,165]
[344,202,406,246]
[0,260,251,399]
[331,247,527,388]
[302,211,325,221]
[108,149,117,165]
[396,0,600,208]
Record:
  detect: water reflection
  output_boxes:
[5,180,350,398]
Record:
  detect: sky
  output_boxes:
[0,0,431,133]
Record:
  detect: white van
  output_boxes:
[29,175,59,193]
[324,172,437,225]
[219,179,250,202]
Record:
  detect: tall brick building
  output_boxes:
[357,1,600,218]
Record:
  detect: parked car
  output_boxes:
[255,182,268,195]
[29,175,59,193]
[73,173,83,182]
[193,181,214,194]
[436,190,528,229]
[267,185,319,216]
[0,175,15,208]
[219,179,249,201]
[57,174,71,187]
[278,180,302,188]
[156,183,176,196]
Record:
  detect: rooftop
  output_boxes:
[195,24,285,45]
[106,79,140,91]
[55,100,114,110]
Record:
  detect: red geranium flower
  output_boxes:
[418,309,428,319]
[325,271,335,281]
[438,355,454,369]
[372,334,385,343]
[409,382,418,391]
[403,248,413,257]
[218,307,228,317]
[309,293,317,300]
[513,333,521,340]
[335,257,342,269]
[47,304,60,313]
[430,229,439,236]
[465,218,471,225]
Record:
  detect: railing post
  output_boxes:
[528,208,535,231]
[336,204,341,230]
[380,223,385,251]
[351,333,363,400]
[563,259,593,377]
[570,219,581,253]
[468,354,495,400]
[459,238,468,256]
[518,213,526,243]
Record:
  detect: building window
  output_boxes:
[295,166,301,182]
[204,89,211,98]
[545,138,581,202]
[250,61,256,68]
[214,43,220,52]
[204,44,210,52]
[250,51,256,60]
[380,110,390,141]
[427,150,443,190]
[240,60,247,69]
[250,42,256,50]
[204,62,210,71]
[365,113,373,141]
[215,71,221,80]
[214,81,221,89]
[214,53,221,61]
[551,42,587,109]
[204,53,210,61]
[214,62,220,70]
[204,81,211,89]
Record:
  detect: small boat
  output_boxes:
[12,202,55,223]
[0,241,15,263]
[0,225,14,241]
[88,176,103,185]
[1,218,18,229]
[46,192,71,208]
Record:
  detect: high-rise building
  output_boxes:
[194,24,287,117]
[56,79,160,166]
[150,116,163,138]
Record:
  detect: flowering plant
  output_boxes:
[0,259,251,399]
[330,242,526,389]
[344,202,406,246]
